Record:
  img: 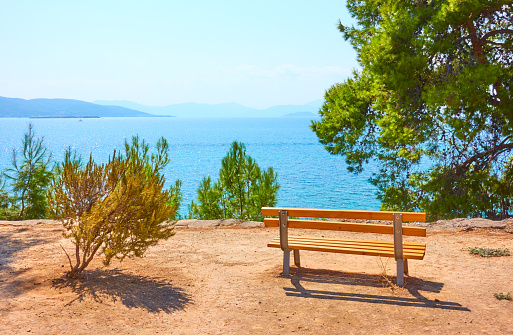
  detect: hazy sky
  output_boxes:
[0,1,358,109]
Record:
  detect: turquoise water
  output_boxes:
[0,117,381,216]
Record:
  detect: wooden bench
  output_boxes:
[262,207,427,285]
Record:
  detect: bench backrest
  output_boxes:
[262,207,427,237]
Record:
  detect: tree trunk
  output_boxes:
[467,19,487,65]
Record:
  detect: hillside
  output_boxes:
[0,96,323,118]
[0,97,152,118]
[94,99,323,117]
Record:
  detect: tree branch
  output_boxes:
[461,137,513,170]
[480,28,513,42]
[59,244,74,272]
[482,40,505,46]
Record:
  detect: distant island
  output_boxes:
[0,96,322,118]
[0,97,153,118]
[29,115,101,119]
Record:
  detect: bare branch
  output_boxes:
[480,29,513,42]
[60,244,74,272]
[461,137,513,170]
[482,40,505,46]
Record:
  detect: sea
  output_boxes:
[0,117,381,217]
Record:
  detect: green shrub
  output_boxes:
[0,174,18,220]
[468,247,510,257]
[188,141,279,221]
[48,136,181,278]
[494,292,512,301]
[4,123,53,219]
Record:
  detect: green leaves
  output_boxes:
[0,174,17,220]
[313,1,513,219]
[312,72,379,173]
[48,136,181,278]
[4,123,53,220]
[188,141,279,221]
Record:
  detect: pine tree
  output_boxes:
[312,1,513,219]
[5,123,53,219]
[189,141,279,221]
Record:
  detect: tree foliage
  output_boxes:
[312,1,513,219]
[188,141,279,221]
[4,123,53,220]
[48,136,181,278]
[0,174,16,220]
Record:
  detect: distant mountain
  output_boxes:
[305,99,324,107]
[0,96,323,118]
[282,111,318,118]
[94,100,323,118]
[0,97,152,118]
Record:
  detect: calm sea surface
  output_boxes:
[0,117,380,216]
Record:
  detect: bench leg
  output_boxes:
[283,250,291,275]
[404,259,409,276]
[293,249,300,267]
[396,259,404,286]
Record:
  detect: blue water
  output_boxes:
[0,117,381,216]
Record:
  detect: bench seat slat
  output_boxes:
[268,237,426,254]
[264,218,426,237]
[267,241,425,260]
[280,236,427,249]
[282,243,426,256]
[267,237,426,260]
[267,242,425,258]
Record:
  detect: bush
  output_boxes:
[468,247,510,257]
[0,174,17,220]
[48,136,181,278]
[188,141,279,221]
[494,292,512,301]
[4,123,53,219]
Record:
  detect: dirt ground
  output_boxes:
[1,221,512,334]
